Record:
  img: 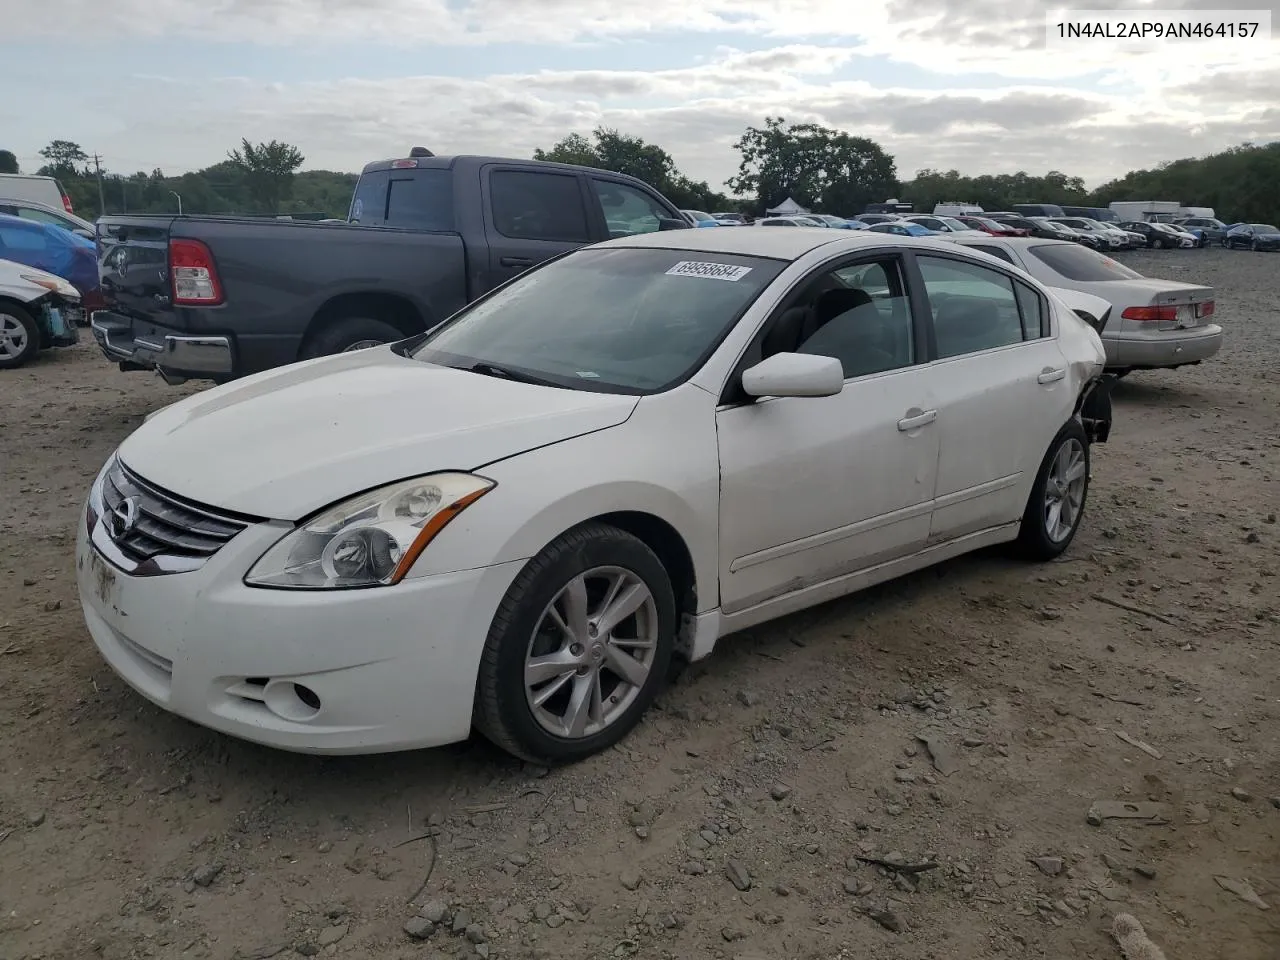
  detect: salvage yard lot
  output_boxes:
[1,248,1277,960]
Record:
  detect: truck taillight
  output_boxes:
[170,238,224,305]
[62,194,74,214]
[1121,305,1176,322]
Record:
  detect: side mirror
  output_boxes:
[659,217,691,231]
[741,352,844,399]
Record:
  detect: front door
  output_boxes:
[912,252,1074,540]
[716,254,941,616]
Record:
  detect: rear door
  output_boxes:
[910,251,1072,541]
[479,165,593,291]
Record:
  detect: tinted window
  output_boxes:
[489,170,589,243]
[1014,280,1048,338]
[918,256,1026,358]
[966,243,1017,265]
[792,260,915,378]
[1027,243,1142,281]
[385,174,455,231]
[411,247,785,393]
[593,180,670,237]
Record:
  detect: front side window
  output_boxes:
[490,170,589,242]
[917,255,1027,358]
[411,247,785,393]
[593,180,670,237]
[1027,243,1142,281]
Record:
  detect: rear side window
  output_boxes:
[966,243,1016,265]
[491,171,590,242]
[1028,243,1142,282]
[349,169,454,231]
[1013,281,1048,338]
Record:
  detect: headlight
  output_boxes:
[20,273,79,299]
[245,473,495,590]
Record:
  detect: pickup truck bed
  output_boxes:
[92,155,688,384]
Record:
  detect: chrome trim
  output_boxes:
[162,335,232,374]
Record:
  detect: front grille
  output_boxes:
[101,459,257,561]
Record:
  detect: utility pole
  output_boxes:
[91,153,107,215]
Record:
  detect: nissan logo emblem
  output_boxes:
[108,496,141,541]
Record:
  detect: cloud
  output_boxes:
[13,47,1273,189]
[3,1,1277,190]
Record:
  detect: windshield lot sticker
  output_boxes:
[666,261,753,282]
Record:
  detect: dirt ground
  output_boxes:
[1,247,1277,960]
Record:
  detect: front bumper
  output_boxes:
[91,310,233,382]
[76,497,527,754]
[1104,324,1223,369]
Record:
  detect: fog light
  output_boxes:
[262,679,322,721]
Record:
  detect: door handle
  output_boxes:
[897,408,937,431]
[500,256,533,268]
[1037,367,1067,384]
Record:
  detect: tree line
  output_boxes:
[5,125,1278,224]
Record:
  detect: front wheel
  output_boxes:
[1016,420,1090,561]
[473,522,676,765]
[0,304,40,370]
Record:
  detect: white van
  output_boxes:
[934,202,983,217]
[0,173,74,213]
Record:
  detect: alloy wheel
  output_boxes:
[523,566,659,739]
[1044,438,1087,542]
[0,314,30,360]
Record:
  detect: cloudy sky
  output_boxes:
[4,0,1278,190]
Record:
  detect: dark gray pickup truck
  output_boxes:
[91,152,690,384]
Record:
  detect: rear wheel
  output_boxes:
[0,304,40,370]
[474,523,676,765]
[1016,420,1090,561]
[300,316,404,359]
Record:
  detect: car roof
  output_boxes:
[946,235,1077,251]
[598,226,969,261]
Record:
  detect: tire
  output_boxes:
[473,522,677,765]
[1252,240,1259,252]
[300,316,404,359]
[0,303,40,370]
[1015,420,1091,561]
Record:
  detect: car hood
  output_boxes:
[117,347,640,520]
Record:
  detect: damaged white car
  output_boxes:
[77,230,1112,764]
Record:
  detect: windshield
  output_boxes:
[939,217,974,231]
[409,247,785,393]
[1028,243,1143,282]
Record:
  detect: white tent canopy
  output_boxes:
[765,197,809,216]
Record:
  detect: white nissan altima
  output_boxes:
[76,229,1113,764]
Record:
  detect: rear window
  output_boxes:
[348,169,454,231]
[1028,243,1142,282]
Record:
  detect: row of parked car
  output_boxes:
[687,202,1280,256]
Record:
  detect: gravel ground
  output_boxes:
[1,247,1277,960]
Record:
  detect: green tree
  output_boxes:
[728,116,899,215]
[37,139,89,178]
[0,150,18,174]
[533,127,731,211]
[227,138,305,214]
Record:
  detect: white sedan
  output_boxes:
[76,229,1113,764]
[945,234,1222,375]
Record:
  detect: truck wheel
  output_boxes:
[302,316,405,359]
[0,304,40,370]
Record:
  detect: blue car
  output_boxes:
[680,209,720,228]
[1224,222,1280,251]
[0,214,100,309]
[867,221,936,237]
